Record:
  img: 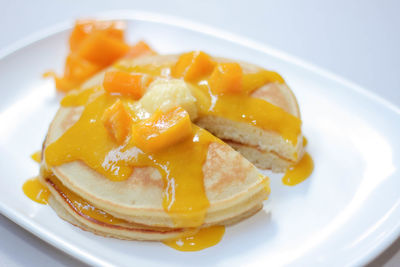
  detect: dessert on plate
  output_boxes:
[24,19,310,251]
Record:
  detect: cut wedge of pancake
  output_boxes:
[196,81,303,172]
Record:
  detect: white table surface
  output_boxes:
[0,0,399,266]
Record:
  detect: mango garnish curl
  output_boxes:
[45,19,154,92]
[172,51,215,82]
[103,71,152,99]
[131,106,193,153]
[102,99,132,144]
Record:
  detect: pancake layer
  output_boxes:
[41,52,303,240]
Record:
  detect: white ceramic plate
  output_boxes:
[0,11,399,267]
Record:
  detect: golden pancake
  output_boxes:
[21,20,310,249]
[40,51,304,241]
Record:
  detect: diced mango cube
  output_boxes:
[208,62,243,94]
[102,99,132,144]
[132,106,193,152]
[125,40,156,58]
[171,51,215,81]
[77,31,130,67]
[69,20,125,52]
[103,71,152,99]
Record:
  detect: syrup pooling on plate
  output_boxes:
[45,92,222,227]
[302,136,308,147]
[163,225,225,251]
[23,177,50,204]
[282,152,314,186]
[30,151,41,163]
[23,152,49,204]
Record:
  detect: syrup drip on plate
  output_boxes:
[282,152,314,186]
[31,150,41,163]
[163,225,225,251]
[23,151,50,204]
[22,177,50,204]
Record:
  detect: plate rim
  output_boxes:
[0,10,399,267]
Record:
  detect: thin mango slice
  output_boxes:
[103,71,151,99]
[171,51,215,81]
[131,106,193,152]
[208,62,243,94]
[102,99,132,144]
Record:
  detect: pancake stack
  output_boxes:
[40,51,303,241]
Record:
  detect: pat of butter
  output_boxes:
[135,78,198,120]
